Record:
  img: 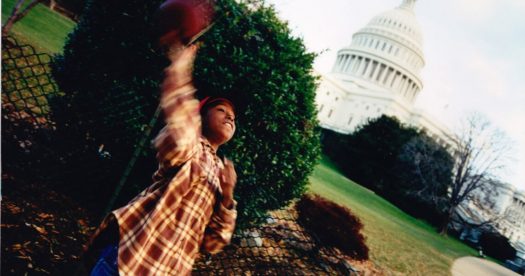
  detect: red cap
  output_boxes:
[199,96,235,114]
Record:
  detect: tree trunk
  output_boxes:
[440,205,456,235]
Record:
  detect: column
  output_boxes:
[366,60,376,79]
[389,71,398,88]
[400,78,409,95]
[403,80,411,97]
[383,68,394,85]
[335,55,343,71]
[344,55,354,72]
[339,55,348,72]
[357,57,366,75]
[361,59,370,76]
[394,76,403,92]
[351,57,361,73]
[377,64,387,82]
[372,63,382,81]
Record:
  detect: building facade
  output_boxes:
[315,0,453,148]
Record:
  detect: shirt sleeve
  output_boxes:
[201,200,238,254]
[153,81,201,170]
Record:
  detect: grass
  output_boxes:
[2,0,76,54]
[308,156,479,275]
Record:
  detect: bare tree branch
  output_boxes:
[441,114,513,234]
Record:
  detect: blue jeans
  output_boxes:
[90,244,119,276]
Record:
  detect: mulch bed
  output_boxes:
[1,174,97,275]
[1,173,384,275]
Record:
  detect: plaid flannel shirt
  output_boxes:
[91,81,237,275]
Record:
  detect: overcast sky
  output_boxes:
[266,0,525,191]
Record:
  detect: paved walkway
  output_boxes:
[451,256,519,276]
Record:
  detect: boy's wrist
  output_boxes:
[221,196,235,209]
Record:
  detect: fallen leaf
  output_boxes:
[38,213,52,219]
[77,219,87,227]
[33,225,47,235]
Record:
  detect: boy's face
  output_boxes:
[203,103,236,146]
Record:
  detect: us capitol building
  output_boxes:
[315,0,452,149]
[314,0,525,262]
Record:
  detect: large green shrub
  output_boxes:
[193,1,320,225]
[323,115,419,193]
[52,0,320,226]
[322,115,454,227]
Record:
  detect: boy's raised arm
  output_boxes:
[154,45,201,169]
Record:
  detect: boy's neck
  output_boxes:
[202,135,220,152]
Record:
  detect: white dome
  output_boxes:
[331,0,425,104]
[368,0,423,55]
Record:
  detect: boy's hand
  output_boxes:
[162,43,198,93]
[220,158,237,209]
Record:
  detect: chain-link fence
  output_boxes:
[2,36,359,275]
[1,36,158,215]
[193,206,358,275]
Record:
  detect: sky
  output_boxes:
[266,0,525,191]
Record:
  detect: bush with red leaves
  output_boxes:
[296,194,369,260]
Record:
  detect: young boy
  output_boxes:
[85,44,238,275]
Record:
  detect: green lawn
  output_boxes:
[2,0,76,54]
[308,156,478,275]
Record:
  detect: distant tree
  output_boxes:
[395,134,454,225]
[2,0,45,36]
[324,115,419,195]
[441,115,512,234]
